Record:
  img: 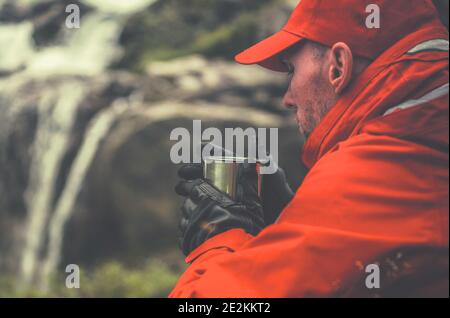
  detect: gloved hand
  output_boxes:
[261,164,295,224]
[175,164,265,256]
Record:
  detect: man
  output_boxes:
[170,0,449,297]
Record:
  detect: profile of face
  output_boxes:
[281,41,368,141]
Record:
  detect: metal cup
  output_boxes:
[203,156,265,201]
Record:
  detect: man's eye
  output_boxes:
[287,65,294,76]
[287,67,294,80]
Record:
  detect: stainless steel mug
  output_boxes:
[203,156,265,201]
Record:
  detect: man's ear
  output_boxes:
[328,42,354,94]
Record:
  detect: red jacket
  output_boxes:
[169,27,449,297]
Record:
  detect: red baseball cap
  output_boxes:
[235,0,444,72]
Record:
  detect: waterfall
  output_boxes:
[0,22,35,73]
[1,0,287,293]
[26,13,122,78]
[19,82,86,287]
[82,0,157,14]
[7,0,158,289]
[39,99,130,289]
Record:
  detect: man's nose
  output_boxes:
[282,88,296,110]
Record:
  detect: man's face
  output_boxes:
[281,42,338,141]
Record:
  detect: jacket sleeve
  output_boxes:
[169,133,448,298]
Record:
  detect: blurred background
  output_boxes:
[0,0,308,297]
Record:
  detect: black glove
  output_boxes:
[261,164,295,224]
[175,164,265,256]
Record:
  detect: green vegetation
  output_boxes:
[117,0,279,71]
[0,260,185,298]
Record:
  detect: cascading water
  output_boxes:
[39,98,131,289]
[20,82,86,287]
[0,0,157,290]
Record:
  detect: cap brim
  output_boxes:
[235,30,304,72]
